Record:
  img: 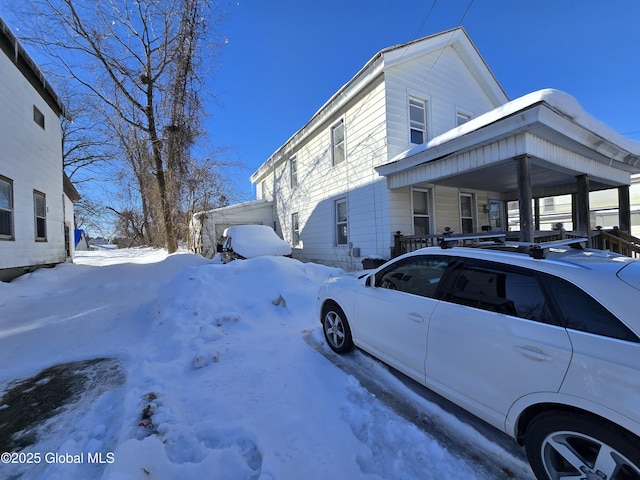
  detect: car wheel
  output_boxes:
[322,303,354,354]
[524,411,640,480]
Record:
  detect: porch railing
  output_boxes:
[392,227,640,259]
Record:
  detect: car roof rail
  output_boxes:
[438,232,507,249]
[504,237,589,259]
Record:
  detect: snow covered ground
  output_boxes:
[0,249,534,479]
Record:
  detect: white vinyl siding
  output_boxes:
[1,45,66,271]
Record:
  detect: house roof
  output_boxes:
[250,27,507,184]
[0,17,69,119]
[376,89,640,198]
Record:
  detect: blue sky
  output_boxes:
[210,0,640,199]
[2,1,639,202]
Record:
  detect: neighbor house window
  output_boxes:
[412,188,432,236]
[290,156,298,188]
[33,106,45,129]
[409,97,427,144]
[34,191,47,241]
[335,198,348,245]
[292,212,300,246]
[456,110,472,126]
[331,120,345,165]
[460,192,475,233]
[0,176,14,239]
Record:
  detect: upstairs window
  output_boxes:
[409,97,427,144]
[0,176,14,239]
[290,156,298,188]
[331,120,345,165]
[34,191,47,241]
[33,106,45,129]
[456,109,472,126]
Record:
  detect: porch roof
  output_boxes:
[376,89,640,200]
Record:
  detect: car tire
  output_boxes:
[524,411,640,480]
[322,302,354,354]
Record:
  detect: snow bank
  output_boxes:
[0,249,530,479]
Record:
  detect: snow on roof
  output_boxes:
[390,89,640,164]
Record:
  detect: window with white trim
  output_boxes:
[292,212,300,246]
[290,156,298,188]
[460,192,475,234]
[456,110,472,126]
[34,190,47,241]
[0,176,14,239]
[412,188,432,236]
[331,120,345,165]
[335,198,348,245]
[409,97,427,144]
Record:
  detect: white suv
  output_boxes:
[318,238,640,480]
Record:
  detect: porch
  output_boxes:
[377,90,640,256]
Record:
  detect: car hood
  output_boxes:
[617,261,640,292]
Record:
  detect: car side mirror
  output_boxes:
[365,274,375,287]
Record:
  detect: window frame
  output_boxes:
[0,175,14,240]
[411,187,432,236]
[290,156,298,188]
[334,197,348,246]
[455,108,472,126]
[33,105,45,129]
[460,192,476,234]
[291,212,300,247]
[33,190,47,241]
[409,97,428,145]
[331,119,345,166]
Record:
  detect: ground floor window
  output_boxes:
[460,192,475,233]
[412,188,432,236]
[34,190,47,241]
[0,176,13,239]
[335,198,348,245]
[488,199,503,230]
[292,212,300,246]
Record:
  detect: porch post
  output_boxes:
[516,155,534,242]
[575,174,590,235]
[618,185,631,233]
[534,198,541,230]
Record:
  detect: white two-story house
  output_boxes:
[0,17,77,281]
[194,28,640,268]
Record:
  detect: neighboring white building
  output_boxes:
[0,17,76,281]
[196,28,640,269]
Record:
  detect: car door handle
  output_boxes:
[514,346,552,362]
[407,313,424,323]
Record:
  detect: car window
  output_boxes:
[443,261,551,322]
[542,274,639,342]
[375,256,451,298]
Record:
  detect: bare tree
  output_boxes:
[20,0,229,253]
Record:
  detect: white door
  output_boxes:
[425,260,573,425]
[353,255,451,382]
